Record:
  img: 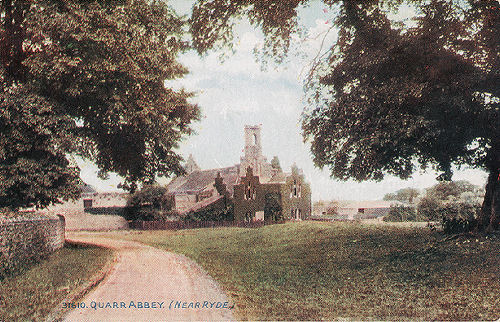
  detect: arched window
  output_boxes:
[245,182,256,200]
[253,133,258,145]
[292,179,298,198]
[246,182,251,200]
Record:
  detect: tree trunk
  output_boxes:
[477,146,500,232]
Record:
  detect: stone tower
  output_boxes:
[240,125,272,179]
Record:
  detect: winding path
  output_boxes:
[63,233,234,321]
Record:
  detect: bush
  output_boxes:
[416,180,484,230]
[85,207,125,216]
[183,201,234,222]
[417,197,442,220]
[442,216,477,234]
[383,206,419,222]
[124,184,173,221]
[440,204,480,234]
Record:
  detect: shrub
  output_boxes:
[183,201,234,222]
[124,184,173,221]
[440,204,480,234]
[84,207,125,216]
[383,206,419,222]
[417,197,442,220]
[416,181,484,229]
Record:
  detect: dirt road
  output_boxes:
[63,233,234,321]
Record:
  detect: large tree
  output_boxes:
[190,0,499,232]
[1,0,200,210]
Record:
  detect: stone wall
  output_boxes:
[233,166,312,222]
[63,213,128,231]
[0,214,65,277]
[280,169,312,220]
[233,169,283,221]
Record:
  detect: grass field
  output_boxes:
[101,221,500,321]
[0,243,113,321]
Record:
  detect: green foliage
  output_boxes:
[264,192,282,221]
[0,86,81,209]
[1,0,200,209]
[190,0,304,65]
[442,215,477,235]
[302,1,496,181]
[417,196,442,221]
[383,205,419,222]
[84,206,124,216]
[0,243,112,321]
[124,184,173,221]
[383,187,420,204]
[424,180,483,202]
[183,200,234,222]
[416,180,483,228]
[270,156,281,171]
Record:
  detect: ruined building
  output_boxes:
[167,125,311,221]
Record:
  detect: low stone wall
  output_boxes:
[0,214,65,277]
[64,213,128,231]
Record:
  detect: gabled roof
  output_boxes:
[167,166,239,195]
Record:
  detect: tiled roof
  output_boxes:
[167,166,239,195]
[181,195,224,214]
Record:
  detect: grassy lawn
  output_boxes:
[0,242,113,321]
[103,221,498,320]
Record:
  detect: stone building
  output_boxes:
[167,125,311,221]
[44,184,128,215]
[233,165,311,221]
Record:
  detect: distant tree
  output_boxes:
[424,180,483,202]
[0,0,199,210]
[190,0,499,231]
[271,156,282,171]
[383,188,420,204]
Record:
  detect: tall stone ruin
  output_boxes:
[239,125,273,181]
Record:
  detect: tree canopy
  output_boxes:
[417,180,484,224]
[1,0,200,210]
[383,187,420,204]
[190,0,499,231]
[271,155,282,171]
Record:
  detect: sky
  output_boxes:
[78,0,488,200]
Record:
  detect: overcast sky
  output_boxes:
[79,0,488,200]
